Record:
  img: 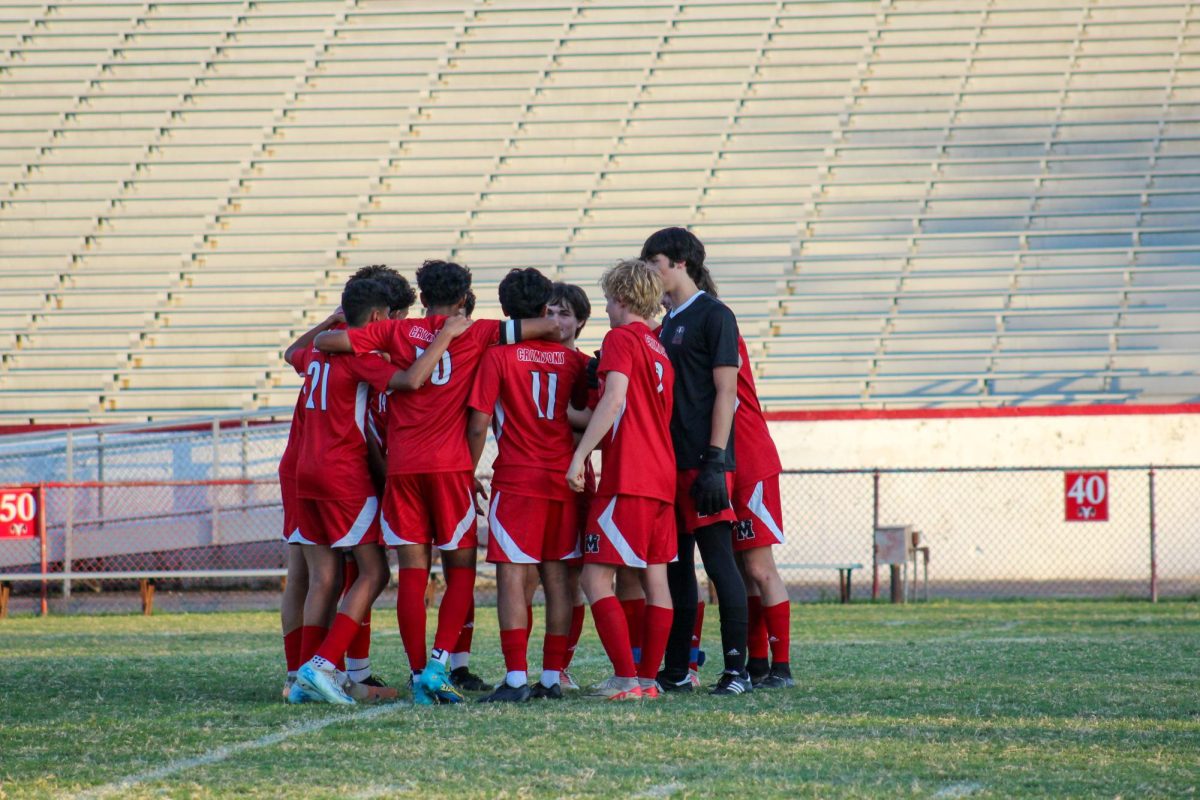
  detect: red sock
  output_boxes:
[620,597,646,651]
[748,595,769,660]
[298,625,327,665]
[564,603,585,669]
[764,600,791,665]
[348,608,371,661]
[689,600,705,671]
[637,604,673,680]
[396,567,429,672]
[525,603,533,636]
[341,558,358,600]
[543,633,568,673]
[499,627,529,675]
[283,628,302,672]
[591,595,636,678]
[315,613,361,665]
[433,566,476,652]
[452,600,474,654]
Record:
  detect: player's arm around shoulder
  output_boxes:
[388,314,473,391]
[285,308,344,365]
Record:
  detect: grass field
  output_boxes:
[1,601,1197,799]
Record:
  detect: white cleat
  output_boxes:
[297,661,355,705]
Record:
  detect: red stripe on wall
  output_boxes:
[763,404,1200,422]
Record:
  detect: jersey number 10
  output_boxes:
[415,346,452,386]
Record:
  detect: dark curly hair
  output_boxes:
[348,264,416,313]
[341,278,391,327]
[498,268,552,320]
[463,288,476,318]
[640,226,717,296]
[415,260,472,309]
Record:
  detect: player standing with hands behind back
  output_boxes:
[642,227,752,696]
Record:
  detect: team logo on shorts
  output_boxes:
[736,519,755,542]
[584,533,601,554]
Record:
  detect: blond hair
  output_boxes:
[601,259,664,320]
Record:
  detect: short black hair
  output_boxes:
[415,260,472,308]
[498,268,552,320]
[548,282,590,324]
[348,264,416,313]
[640,226,716,295]
[341,278,391,327]
[463,288,476,318]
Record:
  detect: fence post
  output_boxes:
[871,469,880,601]
[38,483,48,616]
[1148,467,1158,603]
[240,417,249,508]
[64,430,73,599]
[211,419,221,545]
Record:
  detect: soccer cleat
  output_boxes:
[686,669,701,688]
[478,683,531,703]
[287,680,314,704]
[756,663,796,690]
[298,661,355,705]
[710,670,754,696]
[530,681,564,700]
[420,660,466,704]
[559,670,580,691]
[282,675,296,701]
[449,666,492,693]
[655,669,694,694]
[747,657,771,686]
[638,678,661,700]
[346,675,399,704]
[409,672,435,706]
[587,675,641,700]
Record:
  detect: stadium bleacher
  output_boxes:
[2,0,1200,421]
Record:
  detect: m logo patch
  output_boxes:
[584,533,601,554]
[736,519,755,542]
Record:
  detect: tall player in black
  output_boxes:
[642,227,752,696]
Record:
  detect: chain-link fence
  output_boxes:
[776,467,1200,602]
[1,413,1197,613]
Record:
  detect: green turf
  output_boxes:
[1,601,1197,798]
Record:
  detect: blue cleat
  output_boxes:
[409,671,434,705]
[420,660,465,704]
[287,680,314,704]
[298,661,355,705]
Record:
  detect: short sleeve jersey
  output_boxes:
[468,340,589,501]
[347,315,510,475]
[278,376,306,482]
[288,345,397,499]
[595,322,676,502]
[733,336,782,485]
[657,291,740,471]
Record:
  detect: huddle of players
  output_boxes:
[278,226,794,704]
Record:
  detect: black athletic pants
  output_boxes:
[663,520,748,678]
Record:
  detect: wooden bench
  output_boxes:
[776,563,863,603]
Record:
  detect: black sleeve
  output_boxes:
[705,301,740,368]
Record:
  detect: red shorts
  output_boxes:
[296,495,381,548]
[675,469,737,533]
[381,471,478,551]
[731,474,786,552]
[486,489,578,564]
[583,494,676,567]
[280,474,302,544]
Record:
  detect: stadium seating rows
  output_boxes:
[2,0,1200,421]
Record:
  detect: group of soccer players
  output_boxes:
[277,226,794,705]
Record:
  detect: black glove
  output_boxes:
[586,351,601,389]
[690,446,729,518]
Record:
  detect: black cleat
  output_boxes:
[529,681,564,700]
[756,663,795,689]
[746,657,770,685]
[656,670,695,694]
[359,674,390,688]
[478,682,531,703]
[710,670,754,696]
[450,666,493,692]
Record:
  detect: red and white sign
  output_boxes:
[1065,471,1108,522]
[0,486,39,539]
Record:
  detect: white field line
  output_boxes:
[74,702,406,799]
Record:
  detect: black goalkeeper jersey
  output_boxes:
[658,291,740,471]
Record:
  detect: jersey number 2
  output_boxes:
[305,361,329,411]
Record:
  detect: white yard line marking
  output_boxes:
[636,782,685,798]
[75,702,406,799]
[933,781,985,798]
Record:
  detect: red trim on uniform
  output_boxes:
[762,403,1200,422]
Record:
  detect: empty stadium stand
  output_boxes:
[2,0,1200,421]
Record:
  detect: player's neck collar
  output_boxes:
[669,289,705,319]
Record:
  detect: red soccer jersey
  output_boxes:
[278,377,305,481]
[289,345,397,499]
[733,336,782,484]
[367,388,389,452]
[347,315,509,475]
[595,322,676,502]
[468,340,589,501]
